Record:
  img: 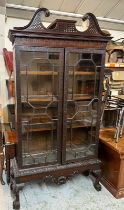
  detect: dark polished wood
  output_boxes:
[99,128,124,198]
[8,8,111,209]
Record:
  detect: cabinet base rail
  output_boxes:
[10,158,102,210]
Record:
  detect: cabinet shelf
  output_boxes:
[74,95,93,100]
[68,95,93,101]
[23,125,93,133]
[22,121,93,133]
[21,96,57,102]
[21,71,58,76]
[23,127,56,132]
[22,95,92,103]
[21,71,95,76]
[74,72,95,75]
[67,124,93,128]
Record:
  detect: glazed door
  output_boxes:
[15,46,64,167]
[62,48,104,163]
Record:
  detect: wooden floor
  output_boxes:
[1,172,124,210]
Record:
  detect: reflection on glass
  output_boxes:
[66,52,102,161]
[68,56,100,100]
[20,51,60,166]
[92,54,102,66]
[76,59,94,72]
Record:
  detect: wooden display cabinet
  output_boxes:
[8,8,111,209]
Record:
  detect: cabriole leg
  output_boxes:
[91,169,102,191]
[10,173,24,210]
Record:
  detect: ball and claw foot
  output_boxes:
[94,182,102,191]
[56,176,67,185]
[1,179,5,185]
[13,200,20,210]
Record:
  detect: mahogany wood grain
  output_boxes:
[99,128,124,198]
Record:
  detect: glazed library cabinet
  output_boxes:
[8,8,111,209]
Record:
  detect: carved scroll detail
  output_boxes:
[10,8,110,38]
[82,13,110,37]
[14,8,50,32]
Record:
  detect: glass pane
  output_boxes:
[65,52,102,161]
[92,54,102,66]
[68,54,100,101]
[19,51,61,166]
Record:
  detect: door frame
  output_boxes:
[14,45,64,168]
[62,48,105,164]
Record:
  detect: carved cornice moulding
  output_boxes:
[8,8,111,43]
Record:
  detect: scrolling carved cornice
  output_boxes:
[8,8,111,43]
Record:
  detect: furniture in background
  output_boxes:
[0,108,5,185]
[3,48,13,77]
[3,48,15,130]
[3,130,16,184]
[0,139,5,185]
[113,95,124,142]
[8,8,111,209]
[0,123,15,185]
[101,67,124,142]
[99,128,124,198]
[99,39,124,198]
[106,38,124,63]
[6,79,15,99]
[7,104,15,130]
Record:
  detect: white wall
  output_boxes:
[0,13,8,122]
[5,18,29,50]
[5,17,50,50]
